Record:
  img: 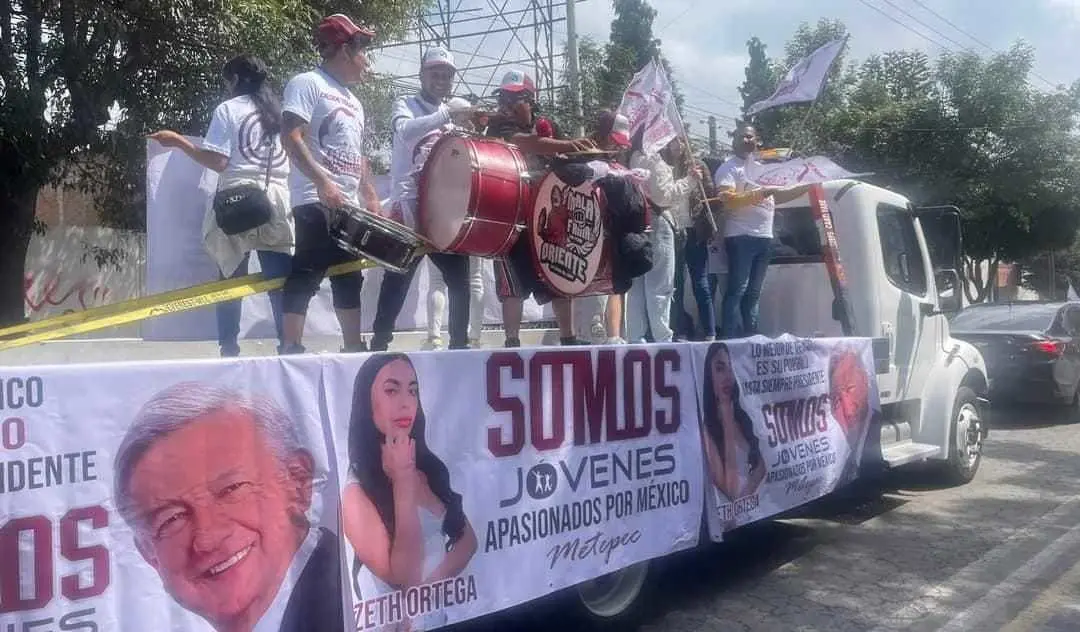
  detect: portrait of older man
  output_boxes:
[828,346,878,484]
[113,381,343,632]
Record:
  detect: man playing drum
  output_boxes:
[278,14,379,354]
[369,47,476,352]
[484,69,597,347]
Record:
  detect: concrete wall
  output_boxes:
[23,227,146,338]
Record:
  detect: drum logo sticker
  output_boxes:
[531,174,604,295]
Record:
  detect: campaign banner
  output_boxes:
[0,355,339,632]
[322,346,704,631]
[691,336,878,538]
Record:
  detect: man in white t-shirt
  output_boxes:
[713,125,810,338]
[278,14,380,354]
[369,47,477,352]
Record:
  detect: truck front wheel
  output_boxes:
[938,386,984,485]
[575,560,651,624]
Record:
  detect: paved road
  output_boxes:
[452,406,1080,632]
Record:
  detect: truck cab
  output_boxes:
[759,179,989,481]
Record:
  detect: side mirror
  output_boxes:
[936,270,962,314]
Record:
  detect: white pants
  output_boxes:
[428,257,485,340]
[627,212,676,343]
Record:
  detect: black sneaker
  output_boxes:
[369,336,390,352]
[220,345,241,358]
[341,341,369,353]
[504,337,521,348]
[278,343,306,355]
[560,337,590,346]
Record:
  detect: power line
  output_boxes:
[904,0,995,52]
[853,0,954,51]
[902,0,1059,89]
[875,0,972,52]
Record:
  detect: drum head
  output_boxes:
[420,135,474,250]
[528,172,606,296]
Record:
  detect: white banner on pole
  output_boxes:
[746,39,845,117]
[617,60,683,157]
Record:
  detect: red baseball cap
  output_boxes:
[496,69,536,95]
[316,14,375,48]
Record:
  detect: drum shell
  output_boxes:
[418,134,533,257]
[328,207,427,274]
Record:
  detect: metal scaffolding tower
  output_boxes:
[371,0,572,108]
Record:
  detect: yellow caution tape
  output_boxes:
[0,259,375,351]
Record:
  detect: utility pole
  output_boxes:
[565,0,584,137]
[707,115,718,155]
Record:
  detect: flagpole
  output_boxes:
[656,57,718,234]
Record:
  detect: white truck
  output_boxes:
[572,178,991,623]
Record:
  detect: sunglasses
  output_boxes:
[498,91,533,105]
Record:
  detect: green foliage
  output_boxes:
[738,23,1080,303]
[0,0,425,324]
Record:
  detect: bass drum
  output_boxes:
[417,134,534,258]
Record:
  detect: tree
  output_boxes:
[597,0,683,117]
[1,0,425,326]
[551,35,605,134]
[737,23,1080,304]
[735,36,778,138]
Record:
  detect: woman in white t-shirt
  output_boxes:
[150,55,294,357]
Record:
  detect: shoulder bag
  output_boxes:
[212,145,274,236]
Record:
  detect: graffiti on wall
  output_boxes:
[22,226,145,335]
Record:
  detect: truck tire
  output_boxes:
[574,560,651,626]
[937,386,984,486]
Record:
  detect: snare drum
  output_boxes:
[329,207,428,274]
[417,134,533,257]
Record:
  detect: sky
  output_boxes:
[372,0,1080,142]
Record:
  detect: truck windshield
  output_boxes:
[770,207,823,264]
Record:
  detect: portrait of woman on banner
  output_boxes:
[341,353,478,631]
[700,342,768,522]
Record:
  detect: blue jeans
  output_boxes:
[720,235,771,339]
[673,232,716,339]
[217,250,292,355]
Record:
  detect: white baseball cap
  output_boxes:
[422,47,456,70]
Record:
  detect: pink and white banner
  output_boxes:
[0,345,704,631]
[617,60,684,157]
[691,335,878,537]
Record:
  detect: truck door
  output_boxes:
[875,203,941,402]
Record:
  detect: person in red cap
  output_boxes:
[485,69,597,347]
[278,14,377,355]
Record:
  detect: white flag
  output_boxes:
[1068,282,1079,301]
[749,155,867,187]
[746,39,845,117]
[617,59,683,156]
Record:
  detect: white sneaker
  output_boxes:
[421,336,445,350]
[590,320,607,343]
[605,336,628,345]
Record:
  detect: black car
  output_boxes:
[950,301,1080,409]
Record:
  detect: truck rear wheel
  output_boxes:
[937,386,983,485]
[575,560,650,623]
